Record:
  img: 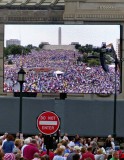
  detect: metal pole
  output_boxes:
[46,135,50,155]
[113,58,118,138]
[19,82,23,133]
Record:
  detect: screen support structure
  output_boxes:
[95,42,119,138]
[113,55,119,138]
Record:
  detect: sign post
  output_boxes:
[37,111,60,154]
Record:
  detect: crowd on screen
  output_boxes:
[4,49,120,94]
[0,132,123,160]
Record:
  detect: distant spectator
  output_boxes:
[72,154,80,160]
[33,152,41,160]
[111,138,115,150]
[94,148,106,160]
[4,153,15,160]
[67,146,81,160]
[40,150,55,160]
[53,148,65,160]
[13,139,22,154]
[21,137,31,157]
[41,154,50,160]
[2,134,15,154]
[105,135,112,151]
[81,146,95,160]
[110,151,119,160]
[80,146,87,159]
[23,139,39,160]
[63,133,69,142]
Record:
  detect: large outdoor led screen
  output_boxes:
[4,24,122,94]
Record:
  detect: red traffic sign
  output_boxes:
[37,111,60,135]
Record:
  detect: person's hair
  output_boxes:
[14,139,22,147]
[31,139,37,144]
[96,149,103,154]
[87,146,92,152]
[41,155,50,160]
[34,153,40,158]
[41,156,46,160]
[6,134,14,141]
[24,138,31,144]
[15,153,21,160]
[57,143,62,148]
[80,146,87,154]
[61,140,68,147]
[112,151,119,157]
[72,154,80,160]
[54,148,64,155]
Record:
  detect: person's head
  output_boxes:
[87,146,93,152]
[93,138,97,142]
[31,139,37,145]
[74,146,81,153]
[75,134,80,139]
[88,138,91,142]
[57,142,62,148]
[38,133,43,138]
[96,149,103,155]
[64,133,68,137]
[4,133,8,139]
[6,134,14,141]
[108,135,112,140]
[14,139,22,148]
[54,148,64,156]
[15,153,21,160]
[61,140,68,147]
[24,137,31,145]
[34,153,40,158]
[112,151,119,159]
[69,146,75,153]
[64,153,69,158]
[80,146,87,154]
[82,139,87,145]
[41,155,50,160]
[72,154,80,160]
[60,145,66,151]
[35,135,39,140]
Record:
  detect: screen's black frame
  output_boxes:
[3,23,123,95]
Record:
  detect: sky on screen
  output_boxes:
[4,24,120,49]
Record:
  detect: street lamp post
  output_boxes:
[17,66,26,134]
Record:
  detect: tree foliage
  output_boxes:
[4,44,38,58]
[75,44,114,67]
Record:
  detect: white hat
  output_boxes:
[68,141,75,147]
[74,146,81,151]
[60,145,66,150]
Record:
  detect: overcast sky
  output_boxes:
[4,24,121,48]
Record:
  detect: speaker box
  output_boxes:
[14,92,37,97]
[60,93,67,100]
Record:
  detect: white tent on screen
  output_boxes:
[53,70,64,77]
[86,67,91,70]
[109,64,115,68]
